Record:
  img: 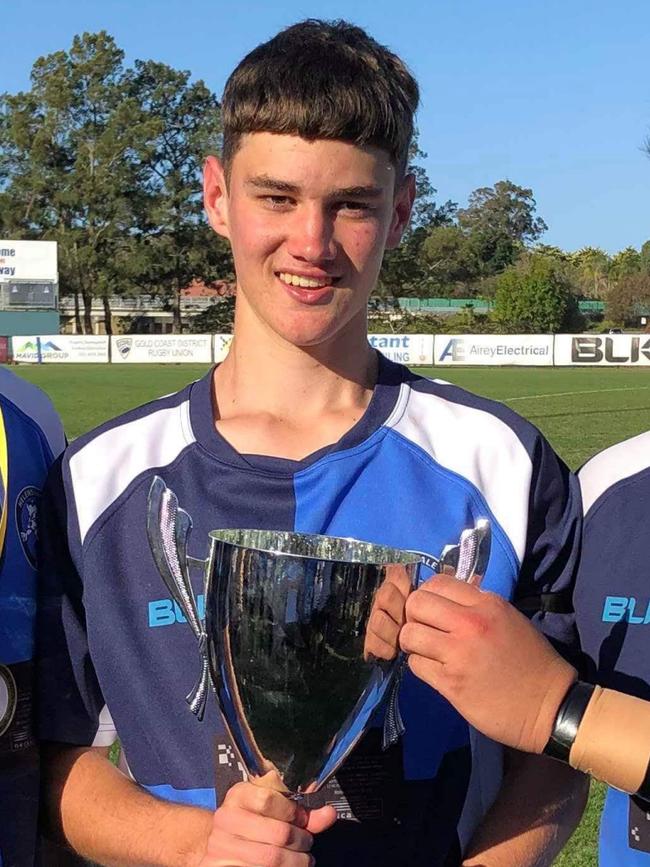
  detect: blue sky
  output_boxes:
[4,0,650,253]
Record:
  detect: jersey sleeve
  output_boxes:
[36,456,110,746]
[513,433,582,662]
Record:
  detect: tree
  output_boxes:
[125,60,233,331]
[569,247,612,299]
[609,246,642,282]
[377,135,457,303]
[0,32,148,333]
[641,240,650,273]
[421,225,479,289]
[189,297,235,333]
[606,272,650,325]
[458,180,547,277]
[493,253,582,333]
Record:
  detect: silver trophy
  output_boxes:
[146,476,490,797]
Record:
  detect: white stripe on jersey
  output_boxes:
[69,399,194,544]
[91,704,118,748]
[579,429,650,517]
[386,383,532,562]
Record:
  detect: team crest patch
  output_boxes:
[16,486,40,570]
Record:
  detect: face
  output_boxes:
[204,133,414,348]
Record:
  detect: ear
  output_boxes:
[203,155,230,240]
[385,173,416,250]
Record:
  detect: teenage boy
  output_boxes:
[401,428,650,866]
[0,367,65,866]
[37,20,587,867]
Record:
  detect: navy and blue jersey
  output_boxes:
[37,357,581,866]
[0,367,65,867]
[577,431,650,867]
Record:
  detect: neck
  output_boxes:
[214,299,377,422]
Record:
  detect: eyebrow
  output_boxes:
[245,175,384,199]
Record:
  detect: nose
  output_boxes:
[286,204,337,263]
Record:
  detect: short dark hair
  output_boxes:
[221,20,419,179]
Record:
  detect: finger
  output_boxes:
[225,782,308,825]
[364,631,399,662]
[205,833,314,866]
[422,573,484,604]
[305,805,338,834]
[405,587,468,631]
[213,807,313,851]
[368,607,401,646]
[373,582,408,626]
[408,653,445,690]
[399,621,449,661]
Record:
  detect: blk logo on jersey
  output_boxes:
[602,595,650,624]
[15,486,40,570]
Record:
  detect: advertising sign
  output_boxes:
[12,335,109,363]
[0,337,8,364]
[368,334,433,365]
[554,334,650,366]
[0,240,57,281]
[111,334,212,363]
[434,334,554,366]
[213,334,233,362]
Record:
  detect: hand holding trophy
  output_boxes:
[146,477,491,862]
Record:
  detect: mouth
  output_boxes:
[276,271,340,305]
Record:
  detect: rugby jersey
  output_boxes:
[37,356,581,866]
[576,431,650,867]
[0,368,65,867]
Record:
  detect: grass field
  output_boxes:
[13,361,650,866]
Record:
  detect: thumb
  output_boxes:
[305,804,338,833]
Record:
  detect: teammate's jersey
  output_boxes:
[577,430,650,867]
[0,368,65,867]
[37,358,580,866]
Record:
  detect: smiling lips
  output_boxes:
[276,271,339,305]
[277,271,339,289]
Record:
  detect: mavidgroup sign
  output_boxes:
[368,334,434,365]
[111,335,212,363]
[554,334,650,366]
[11,335,108,363]
[434,334,554,366]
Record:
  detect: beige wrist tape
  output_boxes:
[569,685,650,794]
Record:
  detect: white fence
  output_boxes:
[9,333,650,366]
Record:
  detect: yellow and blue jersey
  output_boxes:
[0,368,64,867]
[37,357,581,865]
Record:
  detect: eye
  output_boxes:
[337,201,373,215]
[262,195,294,209]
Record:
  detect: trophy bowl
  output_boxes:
[205,529,421,795]
[146,477,491,798]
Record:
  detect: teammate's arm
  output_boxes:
[43,743,336,867]
[401,574,650,799]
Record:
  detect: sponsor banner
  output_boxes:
[0,240,57,281]
[554,334,650,366]
[368,334,433,365]
[111,334,212,363]
[213,334,233,363]
[434,334,554,366]
[12,335,109,363]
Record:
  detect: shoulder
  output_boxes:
[387,369,547,464]
[579,429,650,519]
[63,379,198,546]
[0,367,65,459]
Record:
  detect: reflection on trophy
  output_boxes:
[146,476,491,797]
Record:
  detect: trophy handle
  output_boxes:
[146,476,210,720]
[382,518,492,750]
[439,518,491,586]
